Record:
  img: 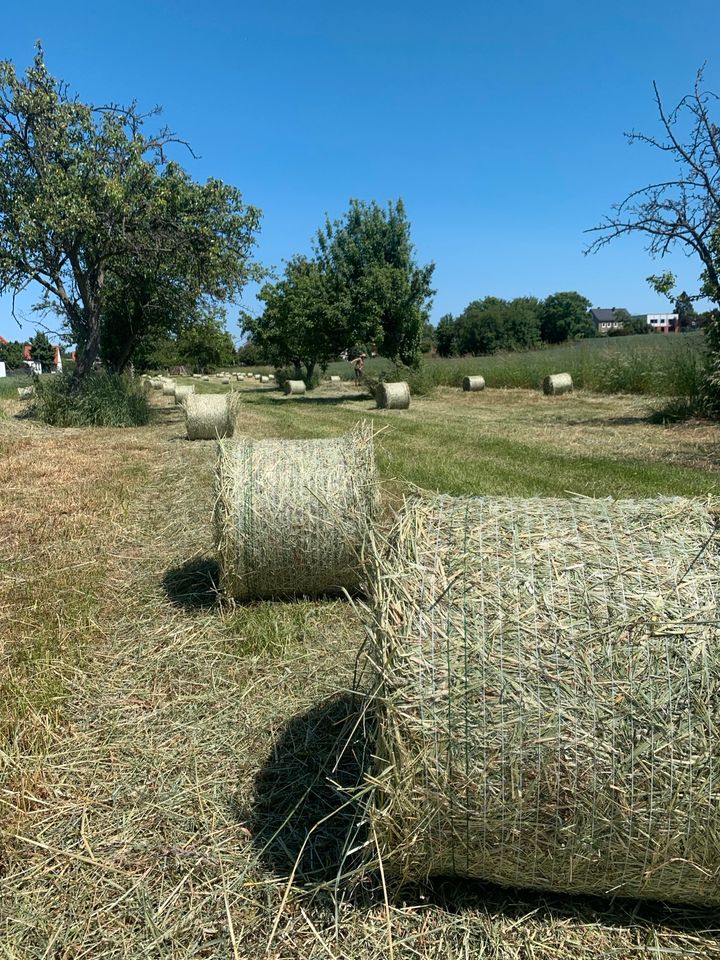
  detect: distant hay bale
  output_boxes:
[214,422,378,600]
[284,379,306,396]
[462,375,485,391]
[542,372,573,395]
[17,386,34,399]
[203,375,210,382]
[330,375,341,382]
[235,374,242,381]
[254,373,262,380]
[260,375,269,383]
[369,494,720,904]
[185,393,235,441]
[150,379,164,390]
[267,373,275,380]
[174,384,195,405]
[222,377,230,384]
[162,381,176,396]
[376,381,410,409]
[192,374,201,379]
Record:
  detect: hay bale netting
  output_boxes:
[214,422,379,601]
[174,384,195,405]
[462,375,485,392]
[162,381,176,397]
[185,393,235,441]
[542,372,573,395]
[376,381,410,410]
[369,495,720,905]
[17,386,34,399]
[283,379,306,396]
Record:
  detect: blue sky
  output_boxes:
[2,0,719,343]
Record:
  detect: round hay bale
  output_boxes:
[17,386,34,399]
[462,375,485,391]
[174,384,195,405]
[542,372,573,395]
[214,422,378,600]
[260,375,269,383]
[151,379,164,390]
[284,379,306,396]
[254,373,262,381]
[376,381,410,409]
[369,494,720,904]
[222,377,230,385]
[162,381,176,397]
[203,375,210,382]
[330,375,341,382]
[192,373,201,379]
[185,394,235,441]
[267,373,275,380]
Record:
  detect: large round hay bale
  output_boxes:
[174,384,195,405]
[221,377,230,385]
[284,379,306,396]
[214,422,378,601]
[329,375,341,382]
[185,394,235,441]
[369,495,720,904]
[254,373,262,381]
[151,379,164,390]
[376,381,410,409]
[17,386,34,399]
[462,375,485,391]
[162,381,176,397]
[542,372,573,395]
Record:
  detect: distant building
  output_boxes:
[647,312,679,334]
[590,308,626,333]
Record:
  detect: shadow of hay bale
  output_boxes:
[246,693,373,884]
[162,557,221,609]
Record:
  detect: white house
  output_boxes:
[647,313,679,333]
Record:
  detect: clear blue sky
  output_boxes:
[2,0,719,343]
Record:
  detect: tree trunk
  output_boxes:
[71,312,102,388]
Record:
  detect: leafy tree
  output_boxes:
[435,313,458,357]
[505,297,542,349]
[0,47,261,386]
[674,291,696,329]
[587,69,720,413]
[0,339,25,368]
[249,256,338,384]
[29,330,55,369]
[316,199,435,366]
[539,292,594,344]
[624,314,651,335]
[235,338,267,366]
[456,298,510,355]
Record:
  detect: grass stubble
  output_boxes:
[0,387,719,957]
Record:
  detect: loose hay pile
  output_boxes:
[376,381,410,409]
[462,375,485,391]
[369,495,720,904]
[542,372,573,395]
[185,393,235,440]
[214,422,378,600]
[284,379,306,396]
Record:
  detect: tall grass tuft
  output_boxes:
[33,373,151,427]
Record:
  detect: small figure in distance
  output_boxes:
[351,352,367,385]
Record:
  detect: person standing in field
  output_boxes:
[351,353,367,384]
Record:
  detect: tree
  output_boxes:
[0,47,262,386]
[249,256,339,384]
[457,298,510,355]
[539,292,594,344]
[316,199,435,366]
[0,339,25,369]
[624,314,651,335]
[674,291,696,330]
[29,330,55,369]
[435,313,458,357]
[587,68,720,412]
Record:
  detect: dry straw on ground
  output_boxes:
[376,381,410,409]
[185,393,235,441]
[542,372,573,395]
[174,384,195,405]
[214,421,378,600]
[462,375,485,391]
[284,379,306,396]
[369,494,720,905]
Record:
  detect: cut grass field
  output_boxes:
[1,382,719,958]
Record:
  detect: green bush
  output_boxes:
[33,373,151,427]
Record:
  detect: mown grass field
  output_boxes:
[1,379,719,958]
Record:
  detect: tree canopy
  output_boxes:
[0,47,262,384]
[539,292,594,344]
